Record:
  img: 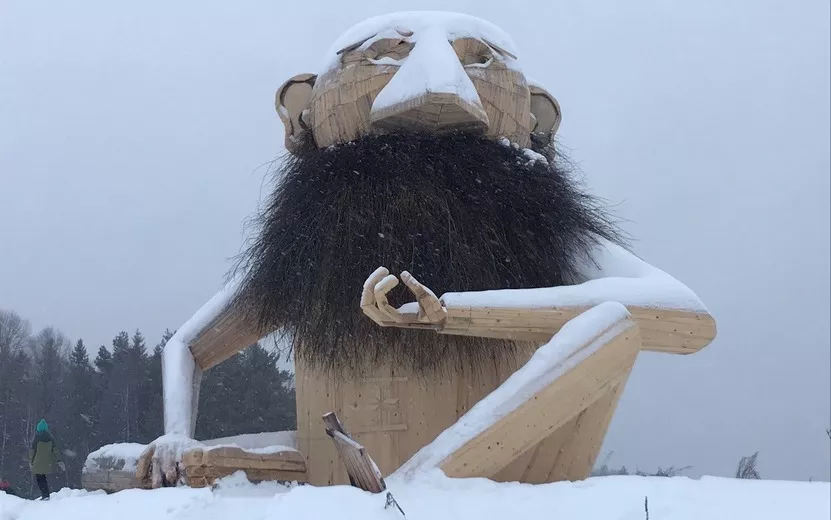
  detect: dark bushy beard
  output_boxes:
[230,131,625,377]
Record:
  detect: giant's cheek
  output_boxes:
[308,64,399,148]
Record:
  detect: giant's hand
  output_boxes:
[360,267,448,329]
[136,434,201,488]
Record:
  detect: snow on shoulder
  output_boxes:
[395,302,632,476]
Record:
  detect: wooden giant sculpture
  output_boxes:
[81,11,716,492]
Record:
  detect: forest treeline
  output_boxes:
[0,309,295,497]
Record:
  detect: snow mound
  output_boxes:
[1,471,827,520]
[202,431,298,452]
[84,442,146,472]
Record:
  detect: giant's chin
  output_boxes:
[228,130,625,376]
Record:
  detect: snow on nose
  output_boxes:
[370,25,489,133]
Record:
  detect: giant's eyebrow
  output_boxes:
[336,35,376,55]
[335,28,413,55]
[482,37,517,60]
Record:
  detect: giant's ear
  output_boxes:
[275,73,317,151]
[528,84,562,147]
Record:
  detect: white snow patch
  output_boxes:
[497,137,548,166]
[438,238,708,312]
[163,275,244,436]
[521,148,548,166]
[321,11,521,75]
[1,471,827,520]
[370,23,483,115]
[395,302,632,476]
[202,431,298,451]
[84,442,146,472]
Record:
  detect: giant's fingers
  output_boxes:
[374,274,403,322]
[361,267,391,325]
[401,271,447,323]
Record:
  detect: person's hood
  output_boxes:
[36,419,48,433]
[33,430,53,443]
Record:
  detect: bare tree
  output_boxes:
[0,309,31,354]
[735,451,761,479]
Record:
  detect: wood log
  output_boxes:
[180,446,308,487]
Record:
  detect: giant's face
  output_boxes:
[275,12,562,151]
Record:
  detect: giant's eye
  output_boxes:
[365,38,414,61]
[452,38,494,67]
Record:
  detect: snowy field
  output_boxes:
[1,470,828,520]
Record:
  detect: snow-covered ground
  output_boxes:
[2,470,827,520]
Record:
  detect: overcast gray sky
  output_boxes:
[1,0,829,481]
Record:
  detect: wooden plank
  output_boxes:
[323,412,387,493]
[545,376,629,482]
[187,303,264,370]
[438,316,642,479]
[439,305,715,355]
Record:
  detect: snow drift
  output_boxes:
[1,470,828,520]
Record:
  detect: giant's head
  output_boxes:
[275,11,562,152]
[231,12,624,376]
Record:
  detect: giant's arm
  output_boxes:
[362,238,717,354]
[143,275,265,487]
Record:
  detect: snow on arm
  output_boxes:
[394,302,632,476]
[438,238,708,312]
[163,274,244,436]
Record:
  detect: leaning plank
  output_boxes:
[394,302,641,480]
[323,412,386,493]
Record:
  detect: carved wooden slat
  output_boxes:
[323,412,386,493]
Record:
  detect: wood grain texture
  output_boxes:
[303,38,533,149]
[188,303,264,370]
[180,446,307,488]
[323,413,387,493]
[438,316,641,479]
[439,305,716,355]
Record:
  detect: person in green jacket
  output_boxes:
[29,419,64,500]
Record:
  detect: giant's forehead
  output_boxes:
[319,11,519,74]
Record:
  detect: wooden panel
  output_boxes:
[187,303,264,371]
[295,344,537,487]
[438,317,641,479]
[440,305,716,355]
[545,376,629,481]
[81,469,150,492]
[180,446,307,488]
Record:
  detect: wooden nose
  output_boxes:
[370,92,490,133]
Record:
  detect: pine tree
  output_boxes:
[196,342,296,439]
[65,339,96,485]
[94,344,119,445]
[142,330,172,441]
[30,327,68,432]
[0,310,32,489]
